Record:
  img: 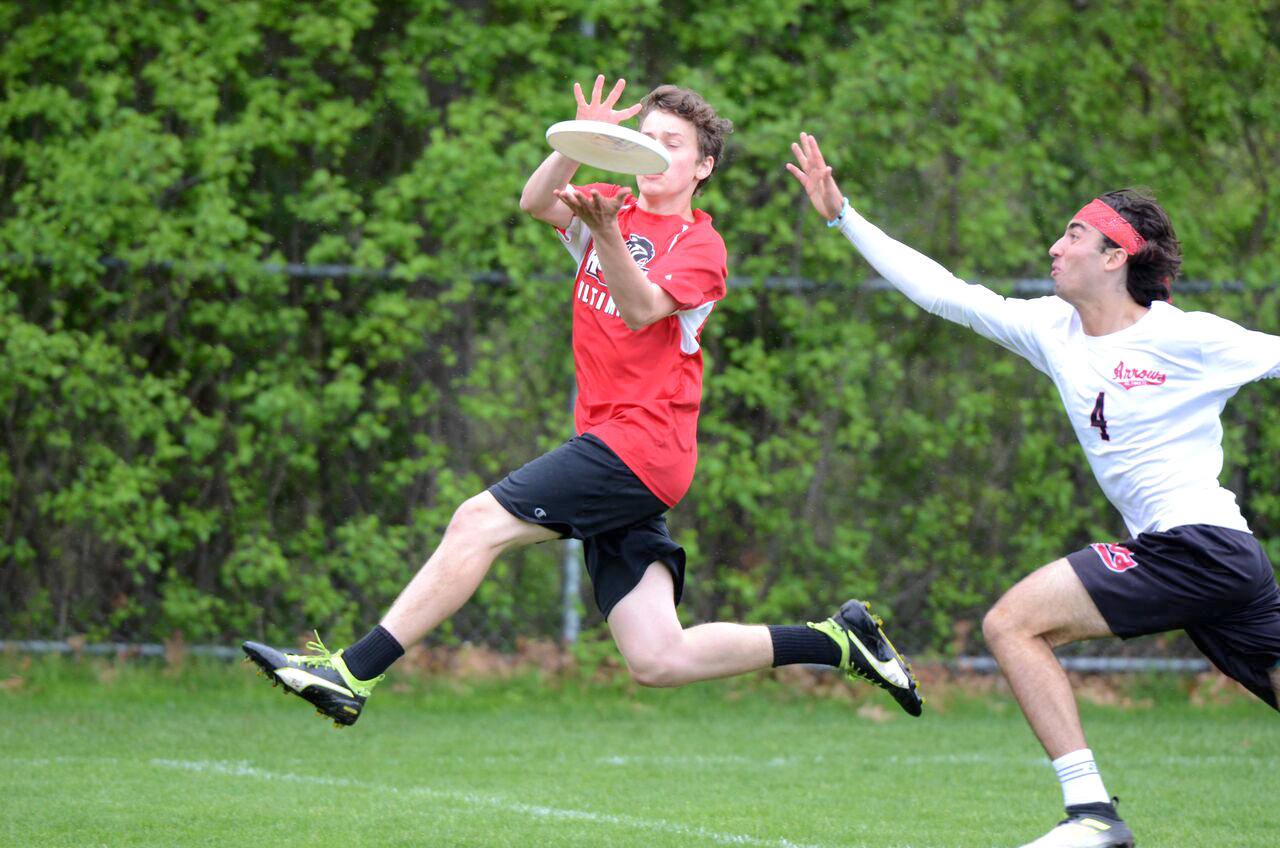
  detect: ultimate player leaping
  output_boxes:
[241,80,922,726]
[788,132,1279,848]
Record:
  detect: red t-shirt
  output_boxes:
[556,183,727,507]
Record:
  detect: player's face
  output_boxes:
[637,110,713,202]
[1048,220,1112,300]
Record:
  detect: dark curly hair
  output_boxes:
[1096,188,1182,306]
[638,85,733,195]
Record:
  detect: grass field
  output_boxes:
[2,656,1276,848]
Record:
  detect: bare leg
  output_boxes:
[607,563,774,687]
[982,558,1114,759]
[380,491,558,646]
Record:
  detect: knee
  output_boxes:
[444,495,503,547]
[621,644,682,688]
[981,601,1021,651]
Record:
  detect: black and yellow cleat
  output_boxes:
[242,633,381,727]
[808,599,923,716]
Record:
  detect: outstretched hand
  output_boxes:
[786,132,845,222]
[574,75,642,125]
[554,186,632,232]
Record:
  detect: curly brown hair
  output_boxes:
[638,85,733,195]
[1097,188,1182,306]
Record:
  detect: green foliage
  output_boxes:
[2,1,1278,650]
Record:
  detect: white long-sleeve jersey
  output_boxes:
[836,207,1280,537]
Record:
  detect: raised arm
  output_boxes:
[787,132,1052,368]
[519,75,642,228]
[786,131,976,317]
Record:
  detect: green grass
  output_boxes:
[2,657,1276,847]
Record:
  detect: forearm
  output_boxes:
[834,204,1006,328]
[592,226,672,330]
[519,152,581,222]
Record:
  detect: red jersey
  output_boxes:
[556,183,727,507]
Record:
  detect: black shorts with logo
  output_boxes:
[488,433,685,618]
[1067,523,1280,709]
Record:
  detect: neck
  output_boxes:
[638,191,696,221]
[1073,296,1150,336]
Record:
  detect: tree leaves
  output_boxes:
[2,1,1277,650]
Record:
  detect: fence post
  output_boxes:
[561,383,582,644]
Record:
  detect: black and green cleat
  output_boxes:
[808,599,923,716]
[242,633,382,728]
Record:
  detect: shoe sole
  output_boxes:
[836,600,924,717]
[242,642,362,727]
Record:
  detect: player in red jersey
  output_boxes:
[242,78,921,725]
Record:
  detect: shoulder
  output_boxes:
[680,211,726,256]
[1036,295,1074,315]
[1020,294,1075,325]
[1166,303,1249,338]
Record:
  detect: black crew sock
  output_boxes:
[768,625,841,667]
[342,625,404,680]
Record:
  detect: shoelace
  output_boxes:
[285,631,337,668]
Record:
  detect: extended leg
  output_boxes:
[984,558,1134,847]
[381,491,558,646]
[242,490,556,726]
[605,565,922,717]
[982,557,1113,758]
[606,563,774,686]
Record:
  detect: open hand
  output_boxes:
[786,132,845,221]
[574,75,642,125]
[553,186,632,232]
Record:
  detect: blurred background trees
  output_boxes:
[2,0,1277,653]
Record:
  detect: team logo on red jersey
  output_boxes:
[582,234,656,283]
[1090,543,1139,572]
[1112,360,1166,389]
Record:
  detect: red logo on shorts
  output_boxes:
[1091,543,1139,572]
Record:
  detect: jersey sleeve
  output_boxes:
[1192,312,1280,386]
[835,207,1056,373]
[555,182,621,264]
[644,224,728,310]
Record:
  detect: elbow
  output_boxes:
[618,305,663,332]
[617,283,677,331]
[518,182,551,218]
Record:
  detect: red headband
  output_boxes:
[1074,198,1147,255]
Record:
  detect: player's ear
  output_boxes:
[695,156,714,182]
[1103,247,1130,272]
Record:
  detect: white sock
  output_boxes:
[1051,748,1110,808]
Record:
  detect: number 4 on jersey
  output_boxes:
[1090,391,1110,441]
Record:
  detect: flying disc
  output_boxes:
[545,119,671,175]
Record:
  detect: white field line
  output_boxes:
[596,752,1039,768]
[149,757,850,848]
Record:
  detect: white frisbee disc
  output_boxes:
[545,120,671,175]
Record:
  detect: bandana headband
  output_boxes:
[1074,198,1147,255]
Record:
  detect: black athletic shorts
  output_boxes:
[1067,524,1280,709]
[487,433,685,618]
